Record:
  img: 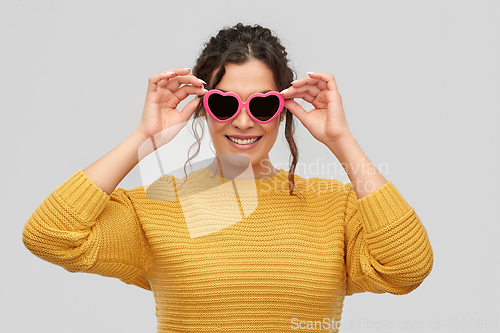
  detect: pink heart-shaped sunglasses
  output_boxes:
[203,89,285,123]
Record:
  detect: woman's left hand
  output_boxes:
[281,72,351,148]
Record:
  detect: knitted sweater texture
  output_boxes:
[22,168,433,332]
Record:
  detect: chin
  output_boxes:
[219,153,252,167]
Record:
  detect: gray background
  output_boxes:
[1,0,499,332]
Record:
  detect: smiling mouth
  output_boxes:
[226,135,262,145]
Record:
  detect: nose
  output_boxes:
[233,107,254,129]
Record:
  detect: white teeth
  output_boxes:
[228,136,260,145]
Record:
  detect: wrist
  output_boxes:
[130,130,156,161]
[325,132,357,156]
[133,129,151,142]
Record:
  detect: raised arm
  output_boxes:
[22,68,207,287]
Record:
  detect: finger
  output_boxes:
[178,96,203,122]
[165,75,206,91]
[281,78,326,99]
[147,68,191,93]
[291,77,327,91]
[289,92,316,104]
[305,72,339,93]
[157,74,204,90]
[173,85,208,101]
[288,73,327,88]
[282,84,321,100]
[284,99,309,125]
[307,72,343,106]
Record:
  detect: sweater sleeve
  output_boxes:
[343,181,433,296]
[22,169,152,291]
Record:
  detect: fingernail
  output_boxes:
[291,80,298,84]
[198,78,207,84]
[165,71,174,75]
[280,88,288,94]
[183,68,191,70]
[307,72,315,74]
[201,88,208,92]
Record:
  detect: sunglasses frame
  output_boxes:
[203,89,285,124]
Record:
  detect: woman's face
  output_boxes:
[205,58,284,177]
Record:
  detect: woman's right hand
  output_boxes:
[136,68,207,148]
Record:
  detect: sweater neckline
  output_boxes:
[184,167,289,195]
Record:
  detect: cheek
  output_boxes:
[206,117,216,132]
[264,122,281,139]
[206,119,226,139]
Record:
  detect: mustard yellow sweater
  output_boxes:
[22,168,433,332]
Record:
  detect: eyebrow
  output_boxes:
[217,89,273,94]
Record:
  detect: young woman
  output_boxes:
[23,23,433,332]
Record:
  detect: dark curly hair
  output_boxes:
[182,23,301,197]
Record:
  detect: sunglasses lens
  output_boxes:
[207,94,239,120]
[249,95,281,121]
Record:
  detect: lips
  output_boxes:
[225,135,263,149]
[226,135,262,144]
[226,135,262,140]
